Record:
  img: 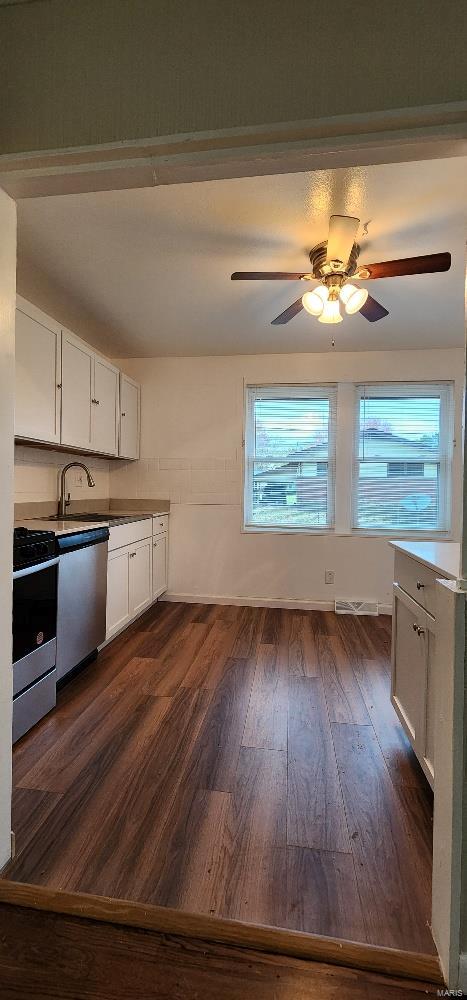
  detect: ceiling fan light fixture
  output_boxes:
[318,297,343,324]
[340,283,369,315]
[302,285,329,316]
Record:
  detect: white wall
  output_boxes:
[0,189,16,865]
[111,348,464,609]
[14,444,110,507]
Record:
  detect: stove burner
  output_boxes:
[13,526,56,571]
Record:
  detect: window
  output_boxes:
[352,383,454,533]
[387,461,424,478]
[244,385,337,529]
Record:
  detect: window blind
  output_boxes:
[244,384,337,529]
[352,382,454,533]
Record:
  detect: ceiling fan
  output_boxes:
[231,215,451,326]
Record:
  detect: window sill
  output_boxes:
[242,524,453,540]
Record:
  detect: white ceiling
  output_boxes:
[17,157,467,358]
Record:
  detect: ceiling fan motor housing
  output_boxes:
[308,240,360,281]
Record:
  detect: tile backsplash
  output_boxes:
[14,444,110,505]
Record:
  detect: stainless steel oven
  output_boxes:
[12,528,58,743]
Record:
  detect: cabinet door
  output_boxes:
[422,630,437,785]
[106,547,130,638]
[152,533,168,599]
[392,587,427,746]
[119,374,140,459]
[92,357,119,455]
[15,306,61,444]
[61,331,93,449]
[129,537,152,617]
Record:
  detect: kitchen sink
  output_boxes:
[44,513,114,522]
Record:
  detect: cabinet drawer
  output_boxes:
[153,514,168,536]
[394,551,445,618]
[108,518,152,552]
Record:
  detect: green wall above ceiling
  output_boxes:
[1,0,467,156]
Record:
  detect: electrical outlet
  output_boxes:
[325,570,335,585]
[74,470,84,488]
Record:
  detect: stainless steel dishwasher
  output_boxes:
[56,526,109,682]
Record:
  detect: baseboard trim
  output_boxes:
[162,592,393,615]
[0,881,442,986]
[162,592,335,611]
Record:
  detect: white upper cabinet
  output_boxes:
[118,372,141,458]
[15,298,139,460]
[61,329,93,451]
[92,356,119,456]
[15,299,61,445]
[119,373,140,460]
[62,331,120,456]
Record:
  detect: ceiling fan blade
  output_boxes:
[231,271,307,280]
[362,252,451,279]
[359,294,389,322]
[326,215,360,266]
[271,297,304,325]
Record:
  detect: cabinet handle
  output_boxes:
[416,581,424,590]
[129,551,136,558]
[417,626,425,636]
[153,542,158,548]
[121,412,126,417]
[57,383,62,389]
[412,622,418,631]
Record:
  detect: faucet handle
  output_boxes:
[65,492,71,508]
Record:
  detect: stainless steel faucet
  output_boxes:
[58,462,96,517]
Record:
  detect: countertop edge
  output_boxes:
[389,540,460,580]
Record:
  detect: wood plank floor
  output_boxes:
[5,601,435,955]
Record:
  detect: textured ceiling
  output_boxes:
[17,157,467,357]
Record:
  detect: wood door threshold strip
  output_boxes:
[0,880,443,986]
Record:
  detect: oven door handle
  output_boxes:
[13,556,59,580]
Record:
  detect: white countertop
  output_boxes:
[389,540,460,579]
[14,509,168,537]
[14,518,111,536]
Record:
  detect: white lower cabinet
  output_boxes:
[107,547,131,637]
[152,533,168,599]
[391,551,444,790]
[129,537,152,617]
[106,517,168,640]
[106,536,152,639]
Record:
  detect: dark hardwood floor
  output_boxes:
[5,601,435,955]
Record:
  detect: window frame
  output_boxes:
[242,379,455,539]
[243,383,337,533]
[351,381,454,537]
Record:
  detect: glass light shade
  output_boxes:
[340,283,369,315]
[302,285,329,316]
[318,297,343,324]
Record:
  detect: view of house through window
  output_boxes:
[244,385,336,528]
[353,383,454,532]
[244,382,454,533]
